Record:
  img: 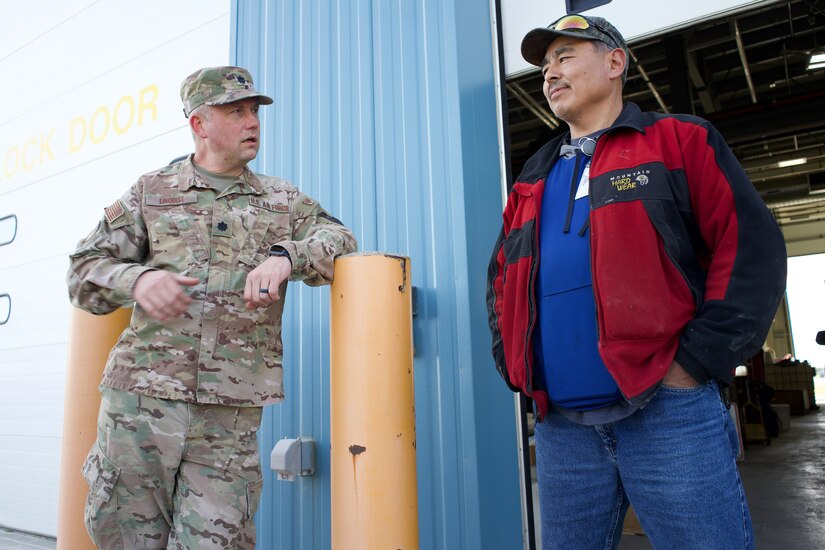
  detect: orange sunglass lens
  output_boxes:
[553,15,589,31]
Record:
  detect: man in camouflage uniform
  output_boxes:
[68,66,357,549]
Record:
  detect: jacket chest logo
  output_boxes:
[590,164,673,208]
[609,169,651,192]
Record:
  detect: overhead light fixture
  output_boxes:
[807,52,825,70]
[777,157,807,168]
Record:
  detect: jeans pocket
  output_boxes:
[658,381,708,394]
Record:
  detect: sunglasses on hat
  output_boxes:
[551,15,617,48]
[552,15,591,30]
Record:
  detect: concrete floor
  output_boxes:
[619,408,825,549]
[0,527,54,550]
[2,410,823,549]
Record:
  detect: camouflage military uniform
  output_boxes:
[68,66,357,549]
[68,157,355,405]
[84,387,263,548]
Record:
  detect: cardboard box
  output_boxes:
[773,389,810,414]
[773,403,791,431]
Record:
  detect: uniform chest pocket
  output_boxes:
[237,212,291,268]
[165,206,210,262]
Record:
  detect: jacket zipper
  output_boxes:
[587,138,631,403]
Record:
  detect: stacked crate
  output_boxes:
[764,362,815,413]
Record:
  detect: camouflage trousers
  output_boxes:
[81,386,264,549]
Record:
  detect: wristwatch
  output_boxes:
[268,245,292,266]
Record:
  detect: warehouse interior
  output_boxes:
[507,0,825,257]
[505,1,825,547]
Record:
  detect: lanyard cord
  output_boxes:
[562,153,582,234]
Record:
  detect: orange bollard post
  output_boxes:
[330,253,419,550]
[56,307,131,550]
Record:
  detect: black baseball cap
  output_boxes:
[521,14,629,81]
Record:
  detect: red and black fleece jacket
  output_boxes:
[486,102,787,418]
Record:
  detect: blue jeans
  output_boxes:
[534,381,753,549]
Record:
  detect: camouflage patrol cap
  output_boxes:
[180,66,273,117]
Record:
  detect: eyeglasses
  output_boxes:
[578,137,597,157]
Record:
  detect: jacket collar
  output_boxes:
[515,102,645,185]
[176,154,264,195]
[607,102,646,134]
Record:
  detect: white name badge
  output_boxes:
[575,164,590,200]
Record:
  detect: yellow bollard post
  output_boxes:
[57,307,131,550]
[330,253,419,550]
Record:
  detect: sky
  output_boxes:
[786,253,825,371]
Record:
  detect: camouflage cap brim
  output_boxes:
[181,66,273,117]
[205,89,274,108]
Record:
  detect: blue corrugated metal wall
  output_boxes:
[231,1,521,548]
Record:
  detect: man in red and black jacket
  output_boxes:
[486,14,786,549]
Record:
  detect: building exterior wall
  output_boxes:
[232,1,522,548]
[0,1,230,536]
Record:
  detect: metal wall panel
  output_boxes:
[232,1,521,548]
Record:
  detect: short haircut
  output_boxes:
[592,40,628,84]
[592,40,613,54]
[190,104,211,121]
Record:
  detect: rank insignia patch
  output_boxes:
[213,219,231,238]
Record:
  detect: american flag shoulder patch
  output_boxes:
[104,201,126,224]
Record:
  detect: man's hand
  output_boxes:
[133,270,200,322]
[661,360,700,388]
[244,256,292,308]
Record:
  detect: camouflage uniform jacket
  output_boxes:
[68,156,357,406]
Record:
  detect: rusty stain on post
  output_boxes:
[397,257,407,292]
